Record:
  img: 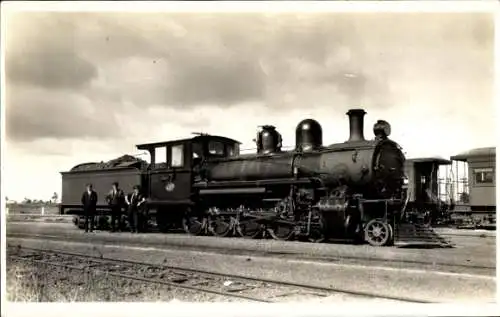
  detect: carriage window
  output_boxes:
[209,141,225,155]
[474,168,494,184]
[171,145,184,167]
[154,147,167,164]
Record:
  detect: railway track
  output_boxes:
[7,245,432,303]
[7,232,495,277]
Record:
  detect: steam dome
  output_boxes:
[295,119,323,152]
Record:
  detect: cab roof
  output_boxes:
[136,134,241,150]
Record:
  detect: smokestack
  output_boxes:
[346,109,366,142]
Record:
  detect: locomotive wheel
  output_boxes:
[307,230,325,243]
[364,218,393,247]
[182,216,205,235]
[210,217,232,237]
[386,226,395,246]
[237,219,262,239]
[268,222,295,241]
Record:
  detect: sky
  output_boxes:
[2,8,496,202]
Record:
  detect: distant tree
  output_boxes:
[23,198,32,204]
[51,192,59,203]
[5,196,8,202]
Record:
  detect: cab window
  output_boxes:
[155,146,167,164]
[209,141,225,156]
[227,143,240,157]
[171,144,184,167]
[192,142,203,159]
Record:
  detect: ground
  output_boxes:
[5,220,497,303]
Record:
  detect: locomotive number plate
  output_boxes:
[165,182,175,192]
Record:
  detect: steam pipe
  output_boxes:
[346,109,366,142]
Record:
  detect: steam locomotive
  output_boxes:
[61,108,406,246]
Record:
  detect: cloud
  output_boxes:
[5,11,494,146]
[166,57,265,106]
[6,86,123,142]
[7,51,97,90]
[5,12,98,90]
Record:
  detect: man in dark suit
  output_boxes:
[81,183,98,232]
[125,185,146,233]
[106,182,125,232]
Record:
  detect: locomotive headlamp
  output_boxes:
[373,120,391,140]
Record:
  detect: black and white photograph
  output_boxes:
[1,0,498,314]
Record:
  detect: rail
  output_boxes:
[8,232,494,273]
[8,245,432,303]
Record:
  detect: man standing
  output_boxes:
[125,185,146,233]
[106,182,125,232]
[81,183,98,233]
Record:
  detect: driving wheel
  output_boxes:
[267,222,295,241]
[210,216,232,237]
[237,219,262,239]
[364,218,394,247]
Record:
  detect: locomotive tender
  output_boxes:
[61,108,406,246]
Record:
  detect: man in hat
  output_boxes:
[106,182,125,232]
[125,185,146,233]
[81,183,98,232]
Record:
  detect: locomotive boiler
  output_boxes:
[205,110,403,197]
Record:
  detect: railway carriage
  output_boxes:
[61,108,407,246]
[449,147,496,225]
[402,150,496,227]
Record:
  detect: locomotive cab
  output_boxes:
[136,140,193,206]
[136,135,241,206]
[136,135,241,231]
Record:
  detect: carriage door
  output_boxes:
[149,143,192,203]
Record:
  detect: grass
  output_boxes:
[6,258,237,302]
